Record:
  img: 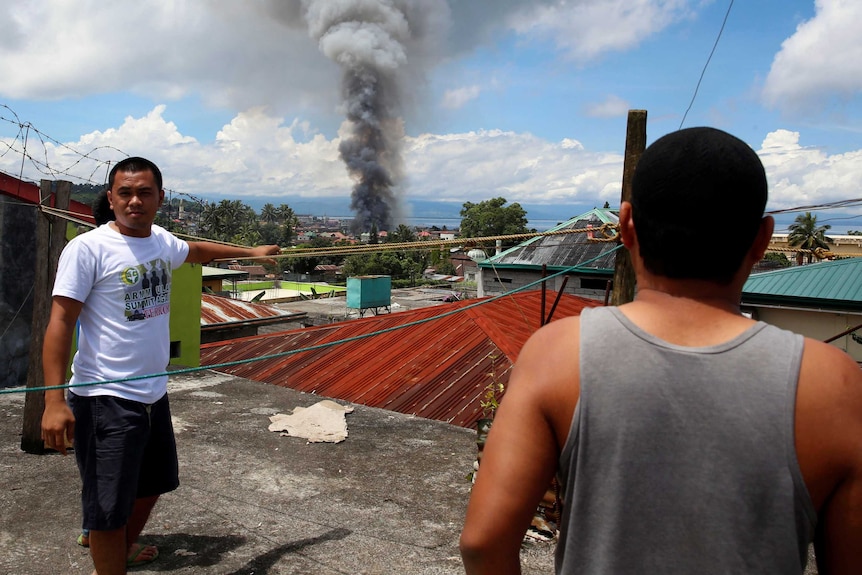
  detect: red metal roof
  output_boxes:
[200,293,304,329]
[0,171,96,224]
[200,290,601,428]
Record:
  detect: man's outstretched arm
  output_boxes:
[185,242,281,265]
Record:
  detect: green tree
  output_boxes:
[260,203,279,225]
[459,197,530,240]
[761,252,792,269]
[277,204,297,227]
[286,236,340,275]
[387,224,417,244]
[280,223,296,247]
[258,222,282,246]
[200,199,256,243]
[787,212,833,264]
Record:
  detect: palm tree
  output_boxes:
[232,222,262,248]
[277,204,297,227]
[200,202,219,240]
[260,203,279,225]
[787,212,832,264]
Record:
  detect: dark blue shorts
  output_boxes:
[69,393,179,531]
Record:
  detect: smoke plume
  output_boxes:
[284,0,448,232]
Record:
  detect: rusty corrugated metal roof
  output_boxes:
[482,208,619,272]
[200,290,600,428]
[200,293,305,329]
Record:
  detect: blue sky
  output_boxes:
[0,0,860,231]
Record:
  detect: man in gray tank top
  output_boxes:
[460,127,862,574]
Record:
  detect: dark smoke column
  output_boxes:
[299,0,415,233]
[339,67,401,232]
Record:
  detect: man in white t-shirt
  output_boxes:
[41,157,280,575]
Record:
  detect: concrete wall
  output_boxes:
[0,197,37,388]
[749,305,862,362]
[769,234,862,260]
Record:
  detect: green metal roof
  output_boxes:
[742,258,862,312]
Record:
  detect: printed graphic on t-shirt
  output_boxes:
[120,259,171,321]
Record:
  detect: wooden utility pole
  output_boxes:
[611,110,647,306]
[21,180,71,454]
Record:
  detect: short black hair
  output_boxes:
[107,157,163,192]
[91,190,115,225]
[631,127,767,284]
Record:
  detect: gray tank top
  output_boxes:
[556,306,816,574]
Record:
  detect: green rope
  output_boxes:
[1,244,622,396]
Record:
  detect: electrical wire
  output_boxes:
[679,0,735,130]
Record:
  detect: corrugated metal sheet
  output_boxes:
[743,258,862,310]
[202,266,248,280]
[200,291,601,428]
[482,208,619,271]
[200,293,303,328]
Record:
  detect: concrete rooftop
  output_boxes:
[0,371,555,575]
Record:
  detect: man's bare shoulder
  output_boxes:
[500,313,583,406]
[515,314,582,367]
[796,338,862,505]
[798,338,862,431]
[800,337,862,396]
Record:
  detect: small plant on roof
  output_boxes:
[480,354,505,418]
[480,381,505,418]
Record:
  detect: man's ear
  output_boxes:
[158,189,165,207]
[619,201,637,249]
[749,215,775,263]
[106,189,114,211]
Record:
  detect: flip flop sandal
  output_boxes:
[127,544,159,568]
[76,533,89,548]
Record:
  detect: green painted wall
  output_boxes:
[170,263,202,368]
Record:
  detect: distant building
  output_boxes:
[478,208,619,302]
[743,257,862,362]
[450,250,479,283]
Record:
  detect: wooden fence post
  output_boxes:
[21,180,71,454]
[611,110,647,307]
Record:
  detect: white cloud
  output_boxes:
[585,95,631,118]
[509,0,692,62]
[758,129,862,211]
[1,106,623,206]
[762,0,862,114]
[0,1,339,114]
[402,130,623,203]
[3,109,862,223]
[0,0,698,116]
[441,85,482,109]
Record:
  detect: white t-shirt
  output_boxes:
[53,223,190,403]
